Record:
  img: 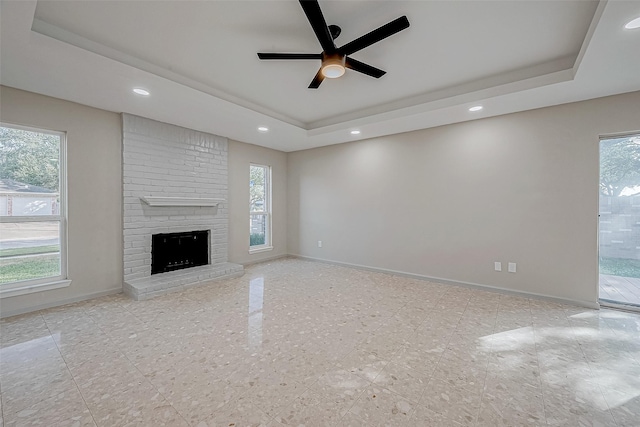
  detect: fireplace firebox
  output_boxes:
[151,230,209,274]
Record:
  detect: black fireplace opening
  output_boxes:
[151,230,209,274]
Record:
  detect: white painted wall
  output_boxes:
[228,140,287,265]
[0,86,123,316]
[287,91,640,306]
[3,84,639,314]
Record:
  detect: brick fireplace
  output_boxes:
[121,114,243,300]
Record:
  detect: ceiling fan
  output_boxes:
[257,0,410,89]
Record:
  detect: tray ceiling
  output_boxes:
[1,1,639,151]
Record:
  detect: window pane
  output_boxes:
[250,165,265,212]
[250,214,266,247]
[0,127,60,217]
[0,221,61,284]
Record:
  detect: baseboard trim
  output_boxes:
[2,256,601,318]
[0,287,123,319]
[290,254,600,310]
[240,253,290,267]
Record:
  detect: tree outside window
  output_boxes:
[0,125,66,287]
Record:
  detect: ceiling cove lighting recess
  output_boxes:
[350,130,361,135]
[469,105,483,112]
[257,126,269,132]
[625,17,640,29]
[133,88,150,96]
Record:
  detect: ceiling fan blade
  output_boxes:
[338,16,410,56]
[345,57,386,78]
[308,68,325,89]
[258,53,322,60]
[299,0,336,53]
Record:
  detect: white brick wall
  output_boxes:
[122,114,229,282]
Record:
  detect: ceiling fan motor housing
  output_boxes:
[328,24,341,40]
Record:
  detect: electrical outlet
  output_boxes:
[318,240,322,248]
[494,262,502,272]
[508,262,517,273]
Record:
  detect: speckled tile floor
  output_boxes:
[1,258,640,426]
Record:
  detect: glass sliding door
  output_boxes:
[599,133,640,308]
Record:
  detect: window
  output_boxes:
[249,164,271,252]
[0,124,69,296]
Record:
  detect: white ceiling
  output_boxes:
[1,1,640,152]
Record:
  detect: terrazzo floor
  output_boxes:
[1,258,640,426]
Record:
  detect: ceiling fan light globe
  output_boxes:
[322,64,346,78]
[321,53,346,79]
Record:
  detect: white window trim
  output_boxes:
[249,164,272,253]
[249,245,273,254]
[0,279,72,298]
[0,123,69,297]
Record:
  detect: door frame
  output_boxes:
[598,130,640,312]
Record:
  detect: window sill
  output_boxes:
[249,246,273,255]
[0,279,72,298]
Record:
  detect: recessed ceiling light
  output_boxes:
[350,130,361,135]
[133,88,150,96]
[469,105,483,112]
[625,17,640,29]
[257,126,269,132]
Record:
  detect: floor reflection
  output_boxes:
[478,312,640,411]
[0,333,60,358]
[2,259,640,426]
[248,276,264,349]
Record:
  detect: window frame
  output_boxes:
[249,163,272,254]
[0,122,70,297]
